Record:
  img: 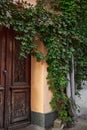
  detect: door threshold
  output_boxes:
[8,121,30,130]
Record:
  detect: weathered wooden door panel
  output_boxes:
[0,29,6,129]
[9,37,30,125]
[11,89,29,123]
[0,28,31,130]
[0,90,3,128]
[0,34,3,128]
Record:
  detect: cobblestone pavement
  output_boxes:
[16,125,46,130]
[68,116,87,130]
[15,116,87,130]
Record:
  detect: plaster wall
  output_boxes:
[31,40,53,113]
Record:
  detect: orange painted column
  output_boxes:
[31,40,53,113]
[31,41,56,128]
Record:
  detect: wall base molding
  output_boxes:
[31,111,57,128]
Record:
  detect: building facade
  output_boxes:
[0,1,56,130]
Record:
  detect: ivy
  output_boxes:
[0,0,87,123]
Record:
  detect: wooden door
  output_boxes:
[0,28,31,130]
[0,28,5,130]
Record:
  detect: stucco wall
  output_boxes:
[31,40,53,113]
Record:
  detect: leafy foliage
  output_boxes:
[0,0,87,122]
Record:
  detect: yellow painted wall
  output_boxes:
[31,40,53,113]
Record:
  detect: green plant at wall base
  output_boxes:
[0,0,87,122]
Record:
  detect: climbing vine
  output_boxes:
[0,0,87,123]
